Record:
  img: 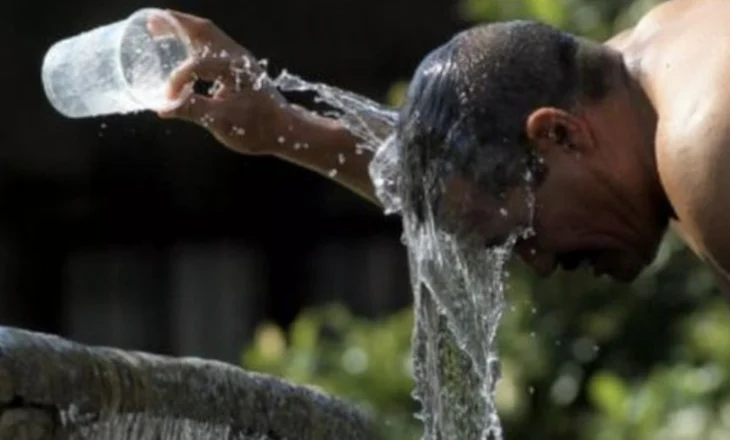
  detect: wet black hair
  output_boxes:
[397,20,616,222]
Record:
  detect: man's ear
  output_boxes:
[526,107,593,154]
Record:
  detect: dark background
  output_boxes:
[0,0,467,362]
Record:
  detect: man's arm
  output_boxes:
[273,105,380,205]
[157,10,387,207]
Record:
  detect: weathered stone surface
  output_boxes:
[0,326,377,440]
[0,408,55,440]
[0,366,13,404]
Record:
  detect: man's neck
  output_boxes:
[622,62,675,219]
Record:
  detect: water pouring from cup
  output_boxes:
[41,8,193,118]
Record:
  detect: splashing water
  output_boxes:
[270,69,397,152]
[400,183,535,440]
[243,60,532,440]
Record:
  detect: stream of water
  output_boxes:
[267,68,531,440]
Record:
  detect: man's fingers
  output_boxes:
[158,93,218,126]
[146,13,179,39]
[149,10,260,100]
[163,10,214,32]
[167,56,248,100]
[161,10,241,55]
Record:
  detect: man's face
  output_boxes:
[436,163,665,281]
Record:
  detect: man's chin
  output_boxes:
[525,254,558,277]
[533,264,643,282]
[603,266,642,282]
[527,254,647,282]
[595,255,647,282]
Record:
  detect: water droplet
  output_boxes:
[233,71,244,91]
[200,113,215,127]
[499,208,508,217]
[219,49,229,58]
[328,169,338,178]
[528,386,535,395]
[231,126,246,136]
[208,79,225,96]
[338,153,346,164]
[277,136,286,144]
[253,73,267,90]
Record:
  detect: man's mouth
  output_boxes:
[555,251,596,271]
[554,249,646,279]
[520,240,648,281]
[555,251,608,276]
[556,251,589,271]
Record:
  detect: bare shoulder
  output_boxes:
[642,0,730,197]
[605,0,692,46]
[610,0,730,277]
[651,0,730,219]
[604,27,634,51]
[657,98,730,275]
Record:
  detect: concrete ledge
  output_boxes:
[0,326,376,440]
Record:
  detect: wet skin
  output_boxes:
[156,1,730,290]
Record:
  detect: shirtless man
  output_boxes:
[156,0,730,290]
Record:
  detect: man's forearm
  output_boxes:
[271,104,382,206]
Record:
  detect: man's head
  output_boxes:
[397,20,670,281]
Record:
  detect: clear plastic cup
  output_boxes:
[41,8,193,118]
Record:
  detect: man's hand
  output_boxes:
[151,10,381,205]
[152,10,287,155]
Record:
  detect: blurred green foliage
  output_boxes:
[242,1,730,439]
[243,305,421,438]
